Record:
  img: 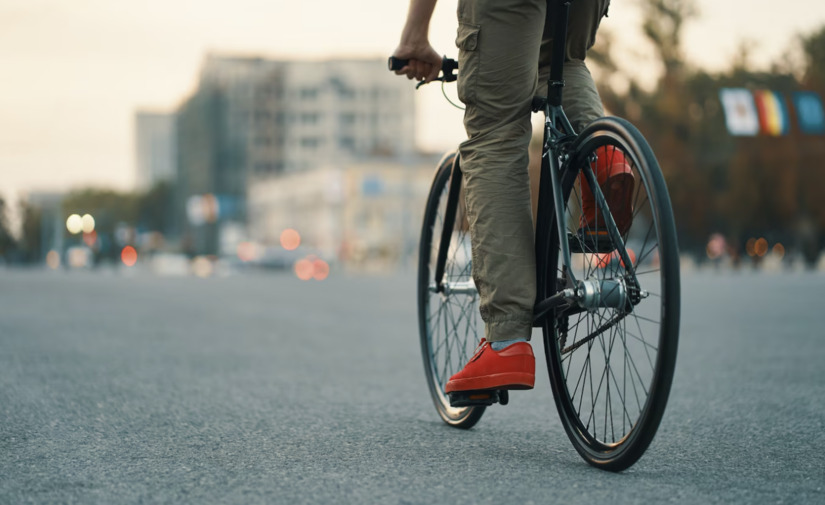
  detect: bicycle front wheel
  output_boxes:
[417,152,485,429]
[543,117,680,471]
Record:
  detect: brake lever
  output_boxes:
[416,77,444,89]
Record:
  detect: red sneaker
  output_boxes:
[445,339,535,393]
[579,146,635,237]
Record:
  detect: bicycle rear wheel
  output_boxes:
[543,117,680,471]
[417,152,485,429]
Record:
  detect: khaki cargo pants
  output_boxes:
[456,0,610,342]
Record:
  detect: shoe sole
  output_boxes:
[445,372,535,393]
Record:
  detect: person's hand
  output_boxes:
[392,40,442,83]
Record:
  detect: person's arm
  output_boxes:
[392,0,442,83]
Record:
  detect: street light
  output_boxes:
[81,214,95,234]
[66,214,83,234]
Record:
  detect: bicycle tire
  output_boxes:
[542,117,680,471]
[417,152,485,429]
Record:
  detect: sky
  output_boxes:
[1,0,824,205]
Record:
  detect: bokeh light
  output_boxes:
[46,250,60,270]
[312,258,330,280]
[746,238,757,257]
[772,243,785,259]
[67,248,89,268]
[66,214,83,234]
[706,233,726,260]
[236,241,260,262]
[192,256,213,278]
[754,238,769,257]
[294,257,314,280]
[82,231,98,248]
[280,228,301,251]
[81,214,95,233]
[121,246,138,267]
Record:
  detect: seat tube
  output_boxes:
[548,145,577,287]
[547,0,571,108]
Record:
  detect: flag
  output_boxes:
[719,88,759,136]
[793,91,825,135]
[752,90,790,136]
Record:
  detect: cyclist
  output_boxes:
[392,0,633,394]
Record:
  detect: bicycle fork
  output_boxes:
[432,155,469,295]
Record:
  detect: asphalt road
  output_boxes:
[1,268,823,504]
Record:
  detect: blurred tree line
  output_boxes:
[2,182,173,264]
[0,198,16,262]
[593,0,825,263]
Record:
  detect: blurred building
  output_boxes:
[134,111,177,190]
[248,155,439,271]
[25,192,64,262]
[173,54,415,255]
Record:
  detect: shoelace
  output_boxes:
[469,339,488,362]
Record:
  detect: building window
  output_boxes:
[300,88,319,100]
[301,113,320,125]
[301,137,321,149]
[339,137,355,150]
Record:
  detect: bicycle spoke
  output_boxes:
[631,314,661,326]
[631,314,657,372]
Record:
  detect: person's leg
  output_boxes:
[456,0,545,345]
[537,0,610,132]
[534,1,635,242]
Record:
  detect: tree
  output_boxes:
[17,201,43,263]
[137,181,174,233]
[0,198,16,260]
[800,26,825,90]
[640,0,698,78]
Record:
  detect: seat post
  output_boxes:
[547,0,572,107]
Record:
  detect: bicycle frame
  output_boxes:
[431,0,639,321]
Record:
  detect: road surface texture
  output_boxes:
[1,268,823,504]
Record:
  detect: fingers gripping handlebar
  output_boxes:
[387,56,458,88]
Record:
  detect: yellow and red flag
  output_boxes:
[752,90,790,136]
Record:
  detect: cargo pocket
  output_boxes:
[455,22,480,106]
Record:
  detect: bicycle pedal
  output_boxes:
[449,389,509,407]
[569,231,616,254]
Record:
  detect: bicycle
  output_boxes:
[389,0,679,472]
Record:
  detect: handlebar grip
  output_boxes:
[388,57,409,71]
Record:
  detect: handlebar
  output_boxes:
[387,56,458,88]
